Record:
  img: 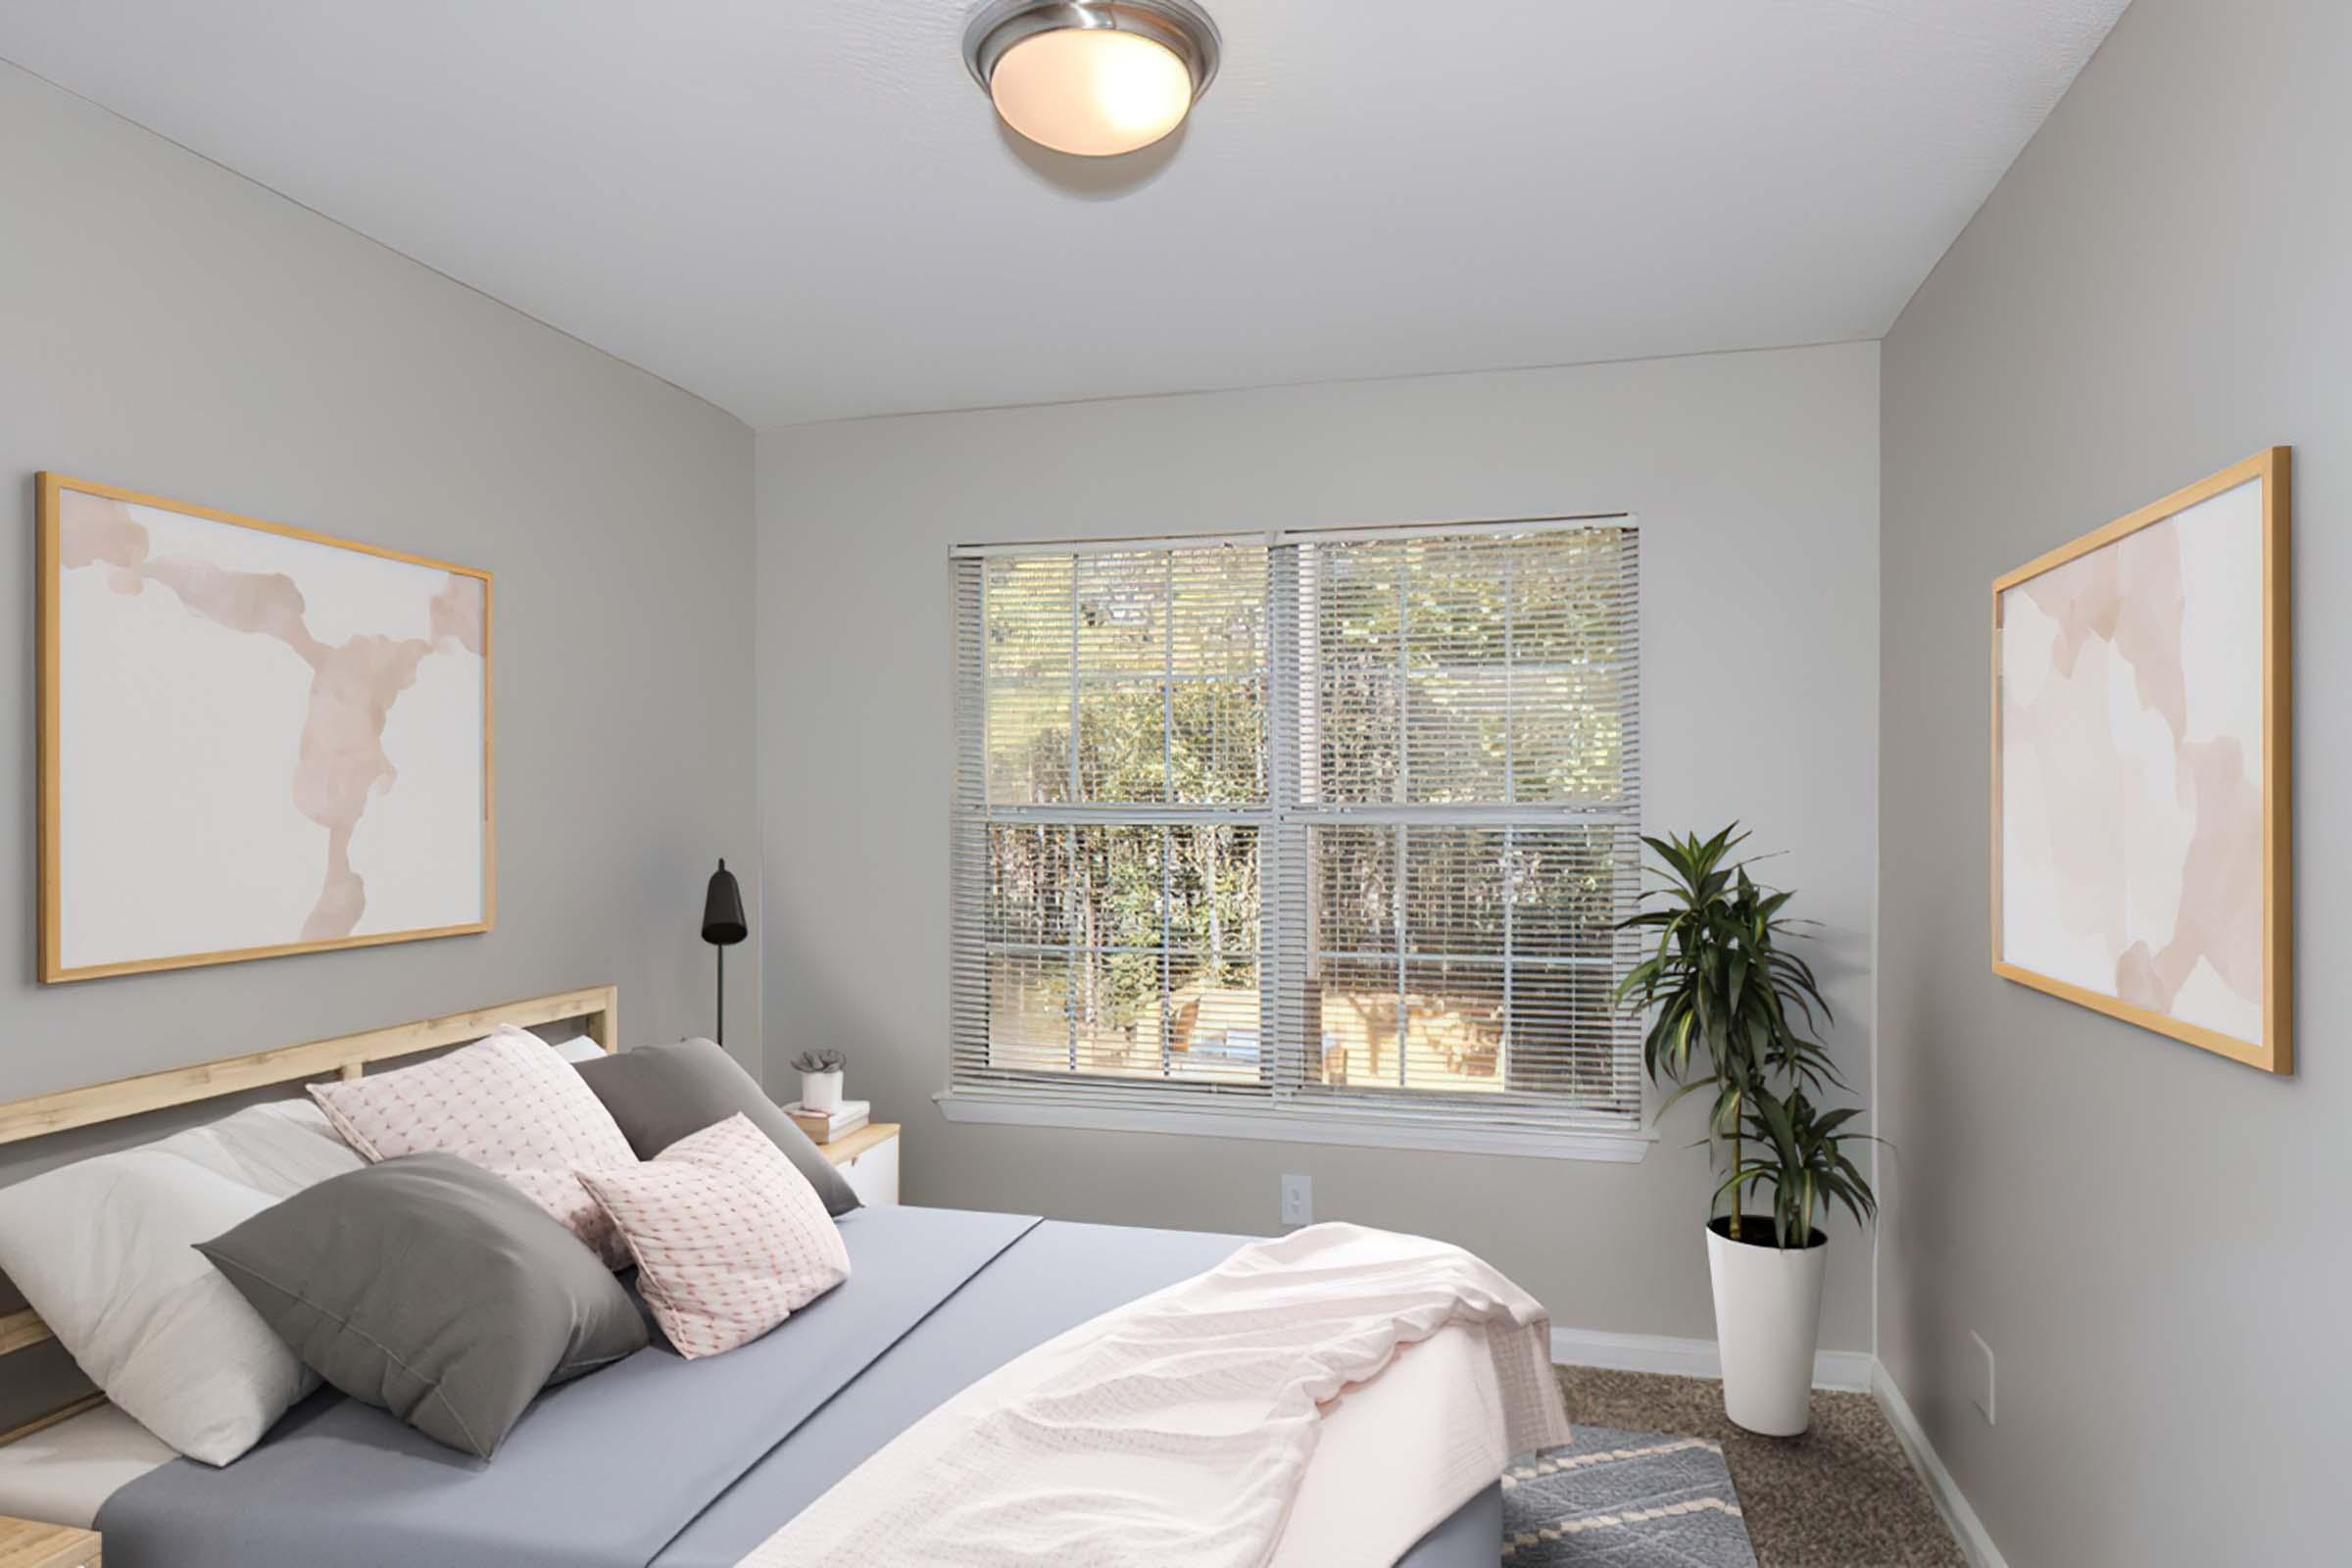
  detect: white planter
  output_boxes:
[1705,1219,1828,1437]
[800,1069,844,1113]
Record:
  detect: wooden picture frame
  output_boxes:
[1990,448,2291,1073]
[37,473,495,983]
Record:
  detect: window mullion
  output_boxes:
[1066,558,1082,803]
[1501,544,1515,1089]
[1394,552,1408,1092]
[1160,824,1174,1080]
[1064,824,1079,1075]
[1502,822,1516,1089]
[1066,562,1081,1075]
[1396,549,1409,804]
[1392,825,1408,1090]
[1266,542,1304,1104]
[1160,556,1175,1080]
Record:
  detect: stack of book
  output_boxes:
[783,1099,869,1144]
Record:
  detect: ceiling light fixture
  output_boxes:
[963,0,1221,158]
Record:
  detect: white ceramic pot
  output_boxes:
[801,1069,844,1113]
[1705,1218,1829,1437]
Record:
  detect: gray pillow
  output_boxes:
[197,1152,647,1459]
[573,1038,859,1216]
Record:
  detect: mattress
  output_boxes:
[0,1402,174,1529]
[41,1206,1500,1566]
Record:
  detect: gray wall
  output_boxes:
[757,342,1880,1346]
[0,64,760,1115]
[1878,2,2351,1561]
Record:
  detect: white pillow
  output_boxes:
[0,1101,365,1466]
[552,1033,609,1064]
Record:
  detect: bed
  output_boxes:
[0,988,1519,1566]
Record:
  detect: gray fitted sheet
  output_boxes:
[94,1206,1500,1567]
[95,1206,1039,1568]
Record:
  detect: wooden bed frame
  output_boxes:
[0,985,618,1448]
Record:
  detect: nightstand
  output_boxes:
[819,1122,900,1207]
[0,1517,100,1568]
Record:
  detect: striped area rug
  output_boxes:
[1501,1424,1757,1566]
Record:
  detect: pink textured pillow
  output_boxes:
[309,1026,639,1266]
[575,1114,850,1358]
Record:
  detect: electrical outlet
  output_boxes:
[1969,1332,1995,1425]
[1280,1172,1312,1228]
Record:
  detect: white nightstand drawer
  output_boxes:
[838,1136,898,1206]
[820,1123,901,1207]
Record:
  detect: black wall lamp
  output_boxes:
[701,858,748,1045]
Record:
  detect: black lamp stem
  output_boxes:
[715,944,725,1047]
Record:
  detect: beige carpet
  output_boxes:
[1555,1367,1965,1567]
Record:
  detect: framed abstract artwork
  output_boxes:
[1991,448,2291,1073]
[37,474,494,983]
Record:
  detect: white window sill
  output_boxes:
[933,1092,1655,1163]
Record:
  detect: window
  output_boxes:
[946,518,1644,1158]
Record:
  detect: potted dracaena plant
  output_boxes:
[1615,826,1878,1437]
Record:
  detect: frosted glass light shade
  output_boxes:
[988,26,1195,156]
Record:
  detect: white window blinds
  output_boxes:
[950,518,1642,1145]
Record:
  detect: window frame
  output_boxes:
[940,517,1654,1163]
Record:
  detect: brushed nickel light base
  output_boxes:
[963,0,1221,156]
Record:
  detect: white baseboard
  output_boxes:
[1871,1362,2009,1568]
[1548,1326,1875,1393]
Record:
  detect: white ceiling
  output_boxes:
[0,1,2130,427]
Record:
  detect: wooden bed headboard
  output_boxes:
[0,984,618,1446]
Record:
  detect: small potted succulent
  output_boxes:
[1616,826,1878,1437]
[791,1050,846,1112]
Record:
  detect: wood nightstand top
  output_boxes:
[816,1121,899,1165]
[0,1516,100,1568]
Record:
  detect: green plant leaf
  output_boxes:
[1616,825,1876,1236]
